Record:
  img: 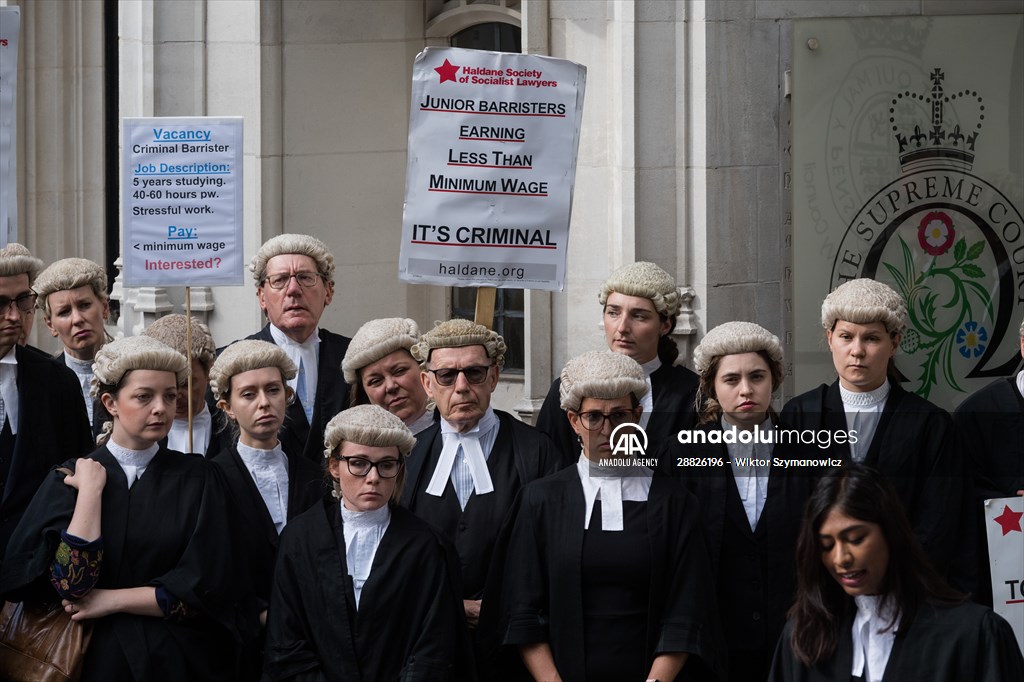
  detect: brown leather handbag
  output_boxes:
[0,467,92,682]
[0,598,92,682]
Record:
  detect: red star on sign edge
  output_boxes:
[993,504,1023,536]
[435,58,459,83]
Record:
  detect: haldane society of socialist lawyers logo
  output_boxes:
[832,67,1024,402]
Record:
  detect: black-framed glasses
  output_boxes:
[426,365,492,387]
[337,456,403,478]
[0,292,38,314]
[264,272,323,290]
[576,410,636,431]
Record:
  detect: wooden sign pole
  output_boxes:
[474,286,497,330]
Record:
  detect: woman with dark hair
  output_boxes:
[769,464,1023,681]
[535,262,700,462]
[665,321,814,681]
[0,335,239,681]
[341,317,434,435]
[264,404,468,680]
[780,278,966,577]
[488,350,721,682]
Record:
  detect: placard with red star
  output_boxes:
[984,495,1024,653]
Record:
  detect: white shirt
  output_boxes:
[723,416,773,531]
[840,382,891,462]
[638,357,661,429]
[107,439,159,488]
[237,442,290,533]
[167,403,213,455]
[341,503,390,609]
[1016,369,1024,399]
[851,594,900,682]
[269,324,320,419]
[0,345,18,434]
[64,354,95,424]
[575,453,652,531]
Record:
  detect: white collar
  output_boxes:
[107,439,160,488]
[407,408,436,436]
[64,353,94,375]
[574,453,652,531]
[0,345,16,365]
[852,595,900,682]
[269,324,321,350]
[236,440,287,468]
[428,408,498,498]
[439,406,498,437]
[840,380,891,408]
[341,503,391,529]
[639,356,662,377]
[1016,370,1024,399]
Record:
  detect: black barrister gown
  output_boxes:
[768,600,1024,681]
[535,362,700,464]
[664,422,816,681]
[401,410,563,600]
[780,380,965,576]
[212,443,324,678]
[263,497,469,681]
[487,467,723,682]
[0,447,240,681]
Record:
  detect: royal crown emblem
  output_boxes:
[890,68,984,172]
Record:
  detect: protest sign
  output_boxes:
[399,47,585,291]
[122,117,243,286]
[986,495,1024,654]
[0,6,21,246]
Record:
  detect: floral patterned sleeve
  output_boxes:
[155,586,196,622]
[50,531,103,601]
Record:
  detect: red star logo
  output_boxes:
[435,58,459,83]
[993,504,1023,536]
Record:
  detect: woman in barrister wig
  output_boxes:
[487,350,722,682]
[32,257,114,439]
[264,404,469,681]
[342,317,434,435]
[208,339,323,679]
[769,464,1023,682]
[0,335,240,681]
[666,321,815,682]
[535,261,700,463]
[779,278,967,580]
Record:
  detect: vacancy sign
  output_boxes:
[986,495,1024,654]
[122,117,243,286]
[399,47,586,291]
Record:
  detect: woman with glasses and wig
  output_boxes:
[342,317,434,435]
[208,340,323,678]
[661,322,815,681]
[264,404,469,680]
[484,351,723,682]
[0,336,240,681]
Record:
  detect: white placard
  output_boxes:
[399,47,586,291]
[122,117,243,286]
[0,6,21,247]
[985,495,1024,655]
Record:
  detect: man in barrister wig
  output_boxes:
[0,244,91,556]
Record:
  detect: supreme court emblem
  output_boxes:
[832,68,1024,402]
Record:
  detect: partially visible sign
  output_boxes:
[122,117,243,286]
[399,47,586,291]
[985,495,1024,655]
[0,6,21,246]
[792,16,1024,410]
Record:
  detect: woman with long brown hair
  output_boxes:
[769,464,1022,681]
